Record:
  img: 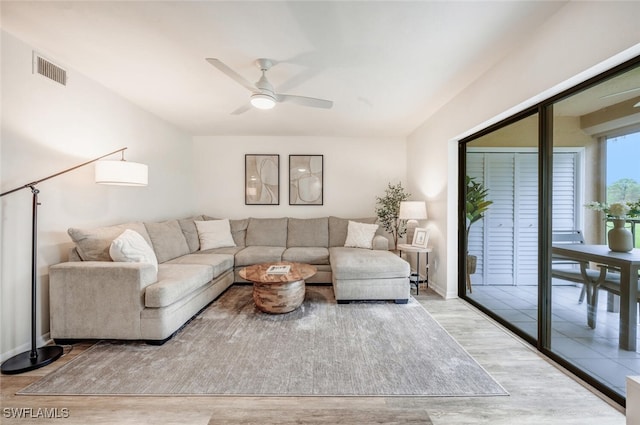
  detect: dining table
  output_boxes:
[551,244,640,351]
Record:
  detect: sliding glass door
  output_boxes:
[461,56,640,405]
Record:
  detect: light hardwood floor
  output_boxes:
[0,289,626,425]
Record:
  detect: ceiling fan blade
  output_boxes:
[231,103,252,115]
[277,94,333,109]
[205,58,256,93]
[600,87,640,99]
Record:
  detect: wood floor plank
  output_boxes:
[0,291,625,425]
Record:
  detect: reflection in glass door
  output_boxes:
[465,113,540,339]
[550,67,640,398]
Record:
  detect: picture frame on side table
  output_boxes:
[412,228,430,248]
[245,154,279,205]
[289,155,323,205]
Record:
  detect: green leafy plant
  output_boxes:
[465,176,493,244]
[375,182,411,249]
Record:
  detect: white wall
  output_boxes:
[192,136,407,220]
[407,1,640,298]
[0,31,197,360]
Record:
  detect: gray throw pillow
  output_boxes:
[178,215,204,253]
[144,220,190,263]
[68,221,151,262]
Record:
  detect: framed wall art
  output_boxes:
[289,155,323,205]
[245,154,279,205]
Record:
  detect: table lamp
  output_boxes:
[399,201,427,245]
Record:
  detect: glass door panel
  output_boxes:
[465,113,539,339]
[550,63,640,399]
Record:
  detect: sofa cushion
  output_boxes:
[282,247,330,265]
[144,220,191,263]
[344,221,379,249]
[195,219,236,250]
[68,221,152,262]
[178,215,204,253]
[145,264,214,308]
[109,229,159,272]
[234,246,286,267]
[164,253,234,280]
[287,217,329,247]
[246,218,288,247]
[230,219,249,247]
[329,247,409,280]
[328,216,377,247]
[200,246,245,256]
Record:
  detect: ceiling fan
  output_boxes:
[206,58,333,113]
[599,87,640,107]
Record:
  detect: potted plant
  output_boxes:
[375,182,411,250]
[585,201,635,252]
[465,176,493,290]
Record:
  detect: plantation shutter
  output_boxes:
[485,153,516,285]
[514,153,539,285]
[466,150,580,286]
[552,152,579,230]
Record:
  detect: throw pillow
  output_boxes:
[68,221,152,262]
[344,220,379,249]
[144,220,190,263]
[195,219,236,250]
[109,229,158,272]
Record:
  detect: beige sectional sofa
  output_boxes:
[49,216,410,344]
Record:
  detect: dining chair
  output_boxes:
[551,230,601,303]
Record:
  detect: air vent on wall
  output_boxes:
[33,52,67,86]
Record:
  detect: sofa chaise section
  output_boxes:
[330,247,410,303]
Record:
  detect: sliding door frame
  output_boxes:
[458,54,640,408]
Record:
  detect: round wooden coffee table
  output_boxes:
[239,262,317,314]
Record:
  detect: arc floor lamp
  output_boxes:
[0,147,147,374]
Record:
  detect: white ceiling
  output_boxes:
[0,1,568,138]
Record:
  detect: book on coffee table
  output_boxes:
[266,265,291,275]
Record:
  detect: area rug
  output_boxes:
[20,286,507,397]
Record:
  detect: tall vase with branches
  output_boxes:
[375,182,411,250]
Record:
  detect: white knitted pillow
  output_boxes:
[109,229,158,271]
[195,219,236,250]
[344,220,379,249]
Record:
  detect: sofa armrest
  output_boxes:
[372,235,389,251]
[49,262,158,340]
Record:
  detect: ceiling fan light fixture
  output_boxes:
[250,93,276,110]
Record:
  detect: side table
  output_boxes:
[397,244,432,295]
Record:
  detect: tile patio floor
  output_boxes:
[468,283,640,397]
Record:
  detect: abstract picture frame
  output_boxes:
[412,228,430,248]
[245,154,279,205]
[289,155,323,205]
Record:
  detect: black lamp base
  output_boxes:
[1,345,64,375]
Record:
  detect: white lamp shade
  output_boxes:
[95,161,148,186]
[399,201,427,220]
[250,93,276,109]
